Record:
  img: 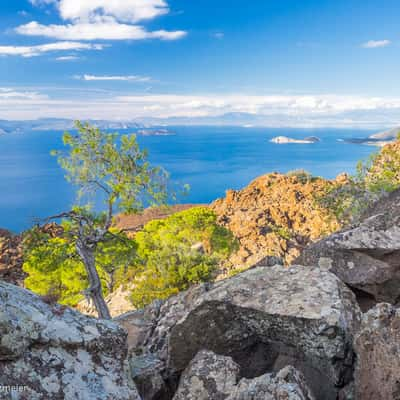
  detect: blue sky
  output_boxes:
[1,0,400,126]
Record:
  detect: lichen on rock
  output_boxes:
[0,281,140,400]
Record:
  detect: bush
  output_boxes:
[23,224,137,306]
[286,169,314,184]
[130,207,238,308]
[319,137,400,225]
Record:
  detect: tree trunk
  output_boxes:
[76,241,111,320]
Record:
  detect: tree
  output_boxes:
[38,121,168,319]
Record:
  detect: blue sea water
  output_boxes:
[0,126,377,233]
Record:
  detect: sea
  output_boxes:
[0,126,378,233]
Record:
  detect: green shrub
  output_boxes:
[286,169,314,184]
[23,224,137,306]
[130,207,238,308]
[319,138,400,225]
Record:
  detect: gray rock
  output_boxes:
[0,282,140,400]
[354,303,400,400]
[296,190,400,306]
[227,365,316,400]
[173,350,240,400]
[130,354,166,400]
[173,350,315,400]
[120,265,361,400]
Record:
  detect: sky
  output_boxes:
[1,0,400,127]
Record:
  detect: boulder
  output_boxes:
[120,265,361,400]
[295,189,400,307]
[0,281,140,400]
[354,303,400,400]
[173,350,315,400]
[227,366,316,400]
[173,350,240,400]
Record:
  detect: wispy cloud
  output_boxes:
[76,74,152,82]
[20,0,187,42]
[0,41,104,57]
[55,55,80,61]
[362,39,391,48]
[0,87,47,100]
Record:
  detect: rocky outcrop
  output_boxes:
[0,229,25,285]
[354,303,400,400]
[295,189,400,307]
[0,281,140,400]
[119,265,361,400]
[211,173,343,273]
[173,350,315,400]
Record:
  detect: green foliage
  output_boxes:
[130,207,238,308]
[286,169,314,184]
[359,144,400,193]
[23,224,137,306]
[319,139,400,225]
[53,121,168,214]
[272,225,292,240]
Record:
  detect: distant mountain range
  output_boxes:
[0,119,145,134]
[0,115,399,134]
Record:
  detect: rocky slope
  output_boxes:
[114,205,198,236]
[1,187,399,399]
[296,188,400,310]
[0,228,24,285]
[211,172,344,273]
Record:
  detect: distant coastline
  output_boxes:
[340,127,400,147]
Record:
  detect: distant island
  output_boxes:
[270,136,321,144]
[340,126,400,146]
[137,129,175,136]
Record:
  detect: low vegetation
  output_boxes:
[23,206,237,309]
[319,135,400,225]
[131,207,238,308]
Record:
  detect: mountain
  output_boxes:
[340,125,400,146]
[0,118,145,133]
[369,126,400,140]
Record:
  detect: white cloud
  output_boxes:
[0,41,104,57]
[30,0,169,23]
[77,74,151,82]
[362,39,391,48]
[55,55,80,61]
[22,0,186,42]
[16,20,186,41]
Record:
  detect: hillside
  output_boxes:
[211,172,345,273]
